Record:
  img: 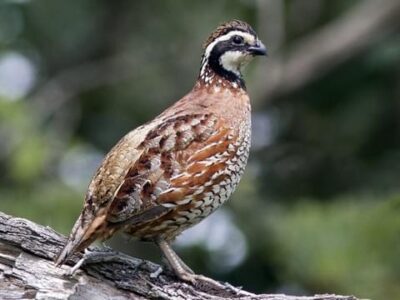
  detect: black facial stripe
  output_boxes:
[201,28,258,89]
[207,39,246,85]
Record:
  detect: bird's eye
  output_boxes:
[232,35,244,45]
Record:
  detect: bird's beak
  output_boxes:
[248,40,267,56]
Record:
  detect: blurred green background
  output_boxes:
[1,0,399,299]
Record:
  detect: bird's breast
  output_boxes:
[127,115,252,240]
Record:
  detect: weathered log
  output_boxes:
[0,212,359,300]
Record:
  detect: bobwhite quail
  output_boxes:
[55,20,266,283]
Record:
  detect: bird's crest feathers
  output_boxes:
[203,20,256,49]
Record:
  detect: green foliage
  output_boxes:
[0,100,48,183]
[1,181,81,232]
[269,197,400,299]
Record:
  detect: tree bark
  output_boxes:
[0,212,359,300]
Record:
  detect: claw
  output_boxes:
[64,248,90,276]
[150,266,164,278]
[63,247,127,276]
[179,273,254,296]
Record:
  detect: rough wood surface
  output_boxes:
[0,212,359,300]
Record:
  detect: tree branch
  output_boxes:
[0,212,360,300]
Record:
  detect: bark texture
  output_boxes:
[0,212,359,300]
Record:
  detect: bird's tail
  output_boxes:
[54,213,105,266]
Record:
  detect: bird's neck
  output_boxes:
[197,60,246,91]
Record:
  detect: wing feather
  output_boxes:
[56,112,230,265]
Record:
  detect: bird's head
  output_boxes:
[199,20,266,86]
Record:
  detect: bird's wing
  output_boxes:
[106,113,241,240]
[54,124,151,265]
[106,112,229,222]
[55,112,230,265]
[156,122,235,207]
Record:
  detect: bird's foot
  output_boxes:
[65,247,138,276]
[65,249,95,275]
[66,254,86,276]
[149,266,164,278]
[177,272,253,296]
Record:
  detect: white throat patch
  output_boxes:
[200,30,256,76]
[219,50,252,76]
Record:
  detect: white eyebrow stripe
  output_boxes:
[204,30,255,59]
[200,30,256,75]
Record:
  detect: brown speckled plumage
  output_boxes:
[55,20,266,284]
[202,19,256,49]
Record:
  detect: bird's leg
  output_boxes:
[67,249,88,275]
[170,249,195,274]
[65,246,141,276]
[150,254,193,279]
[156,239,253,296]
[156,239,227,288]
[156,239,194,278]
[67,248,110,275]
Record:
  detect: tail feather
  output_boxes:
[55,213,103,266]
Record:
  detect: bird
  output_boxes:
[55,19,266,284]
